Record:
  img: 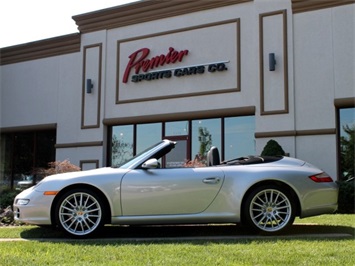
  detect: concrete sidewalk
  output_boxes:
[0,232,353,242]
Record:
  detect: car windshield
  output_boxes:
[118,140,165,169]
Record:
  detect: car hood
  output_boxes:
[44,167,121,180]
[33,167,128,192]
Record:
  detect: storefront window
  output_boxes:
[191,118,221,164]
[0,130,56,190]
[136,123,162,153]
[109,115,255,168]
[111,125,134,167]
[165,121,189,136]
[224,116,255,159]
[13,133,34,188]
[339,108,355,181]
[0,134,13,189]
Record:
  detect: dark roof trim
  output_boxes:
[292,0,355,14]
[72,0,252,33]
[103,106,255,126]
[0,33,80,65]
[0,123,57,133]
[334,97,355,108]
[255,128,336,138]
[55,141,103,149]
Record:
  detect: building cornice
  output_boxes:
[0,33,80,65]
[1,0,353,65]
[292,0,355,14]
[72,0,252,33]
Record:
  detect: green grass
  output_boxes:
[295,214,355,227]
[1,238,354,266]
[0,214,354,266]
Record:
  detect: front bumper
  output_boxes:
[13,187,55,225]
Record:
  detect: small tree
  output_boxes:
[198,127,212,163]
[340,124,355,181]
[261,139,285,156]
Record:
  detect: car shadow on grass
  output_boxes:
[19,223,354,242]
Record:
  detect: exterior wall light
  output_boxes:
[86,79,93,93]
[269,53,276,71]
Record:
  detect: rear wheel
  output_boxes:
[55,188,105,238]
[243,185,295,234]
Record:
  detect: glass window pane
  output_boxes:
[13,132,34,189]
[224,116,255,159]
[112,125,134,167]
[191,118,221,164]
[35,131,56,168]
[0,134,13,189]
[34,130,56,185]
[166,139,187,168]
[165,121,189,136]
[339,108,355,180]
[136,123,162,153]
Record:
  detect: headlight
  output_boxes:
[16,199,30,205]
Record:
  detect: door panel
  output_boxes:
[121,167,224,216]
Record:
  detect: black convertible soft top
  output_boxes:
[221,156,283,166]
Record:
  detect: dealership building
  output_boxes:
[1,0,354,189]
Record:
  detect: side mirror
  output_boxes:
[142,158,159,169]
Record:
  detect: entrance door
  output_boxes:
[163,135,190,168]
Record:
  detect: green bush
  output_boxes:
[0,188,19,209]
[261,139,285,156]
[337,179,355,214]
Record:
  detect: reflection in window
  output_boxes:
[339,108,355,181]
[225,116,255,159]
[165,121,189,136]
[137,123,162,153]
[166,139,187,168]
[112,125,133,167]
[0,134,13,188]
[0,130,56,190]
[191,119,221,164]
[109,116,256,167]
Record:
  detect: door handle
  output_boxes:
[203,177,220,184]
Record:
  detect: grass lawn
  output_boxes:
[0,214,354,266]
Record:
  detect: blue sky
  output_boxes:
[0,0,137,48]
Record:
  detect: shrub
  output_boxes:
[0,188,19,209]
[0,160,80,226]
[337,179,355,214]
[35,159,80,176]
[261,139,286,156]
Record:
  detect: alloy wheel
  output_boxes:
[249,188,292,232]
[58,191,102,236]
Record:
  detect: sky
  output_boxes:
[0,0,138,48]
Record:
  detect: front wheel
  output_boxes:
[55,188,105,238]
[243,185,295,234]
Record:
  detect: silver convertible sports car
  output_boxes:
[14,140,338,238]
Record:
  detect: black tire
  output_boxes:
[243,185,295,234]
[55,188,106,238]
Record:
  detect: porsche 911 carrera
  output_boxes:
[13,139,338,238]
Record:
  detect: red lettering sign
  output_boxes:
[122,47,189,83]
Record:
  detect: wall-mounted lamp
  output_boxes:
[86,79,93,94]
[269,53,276,71]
